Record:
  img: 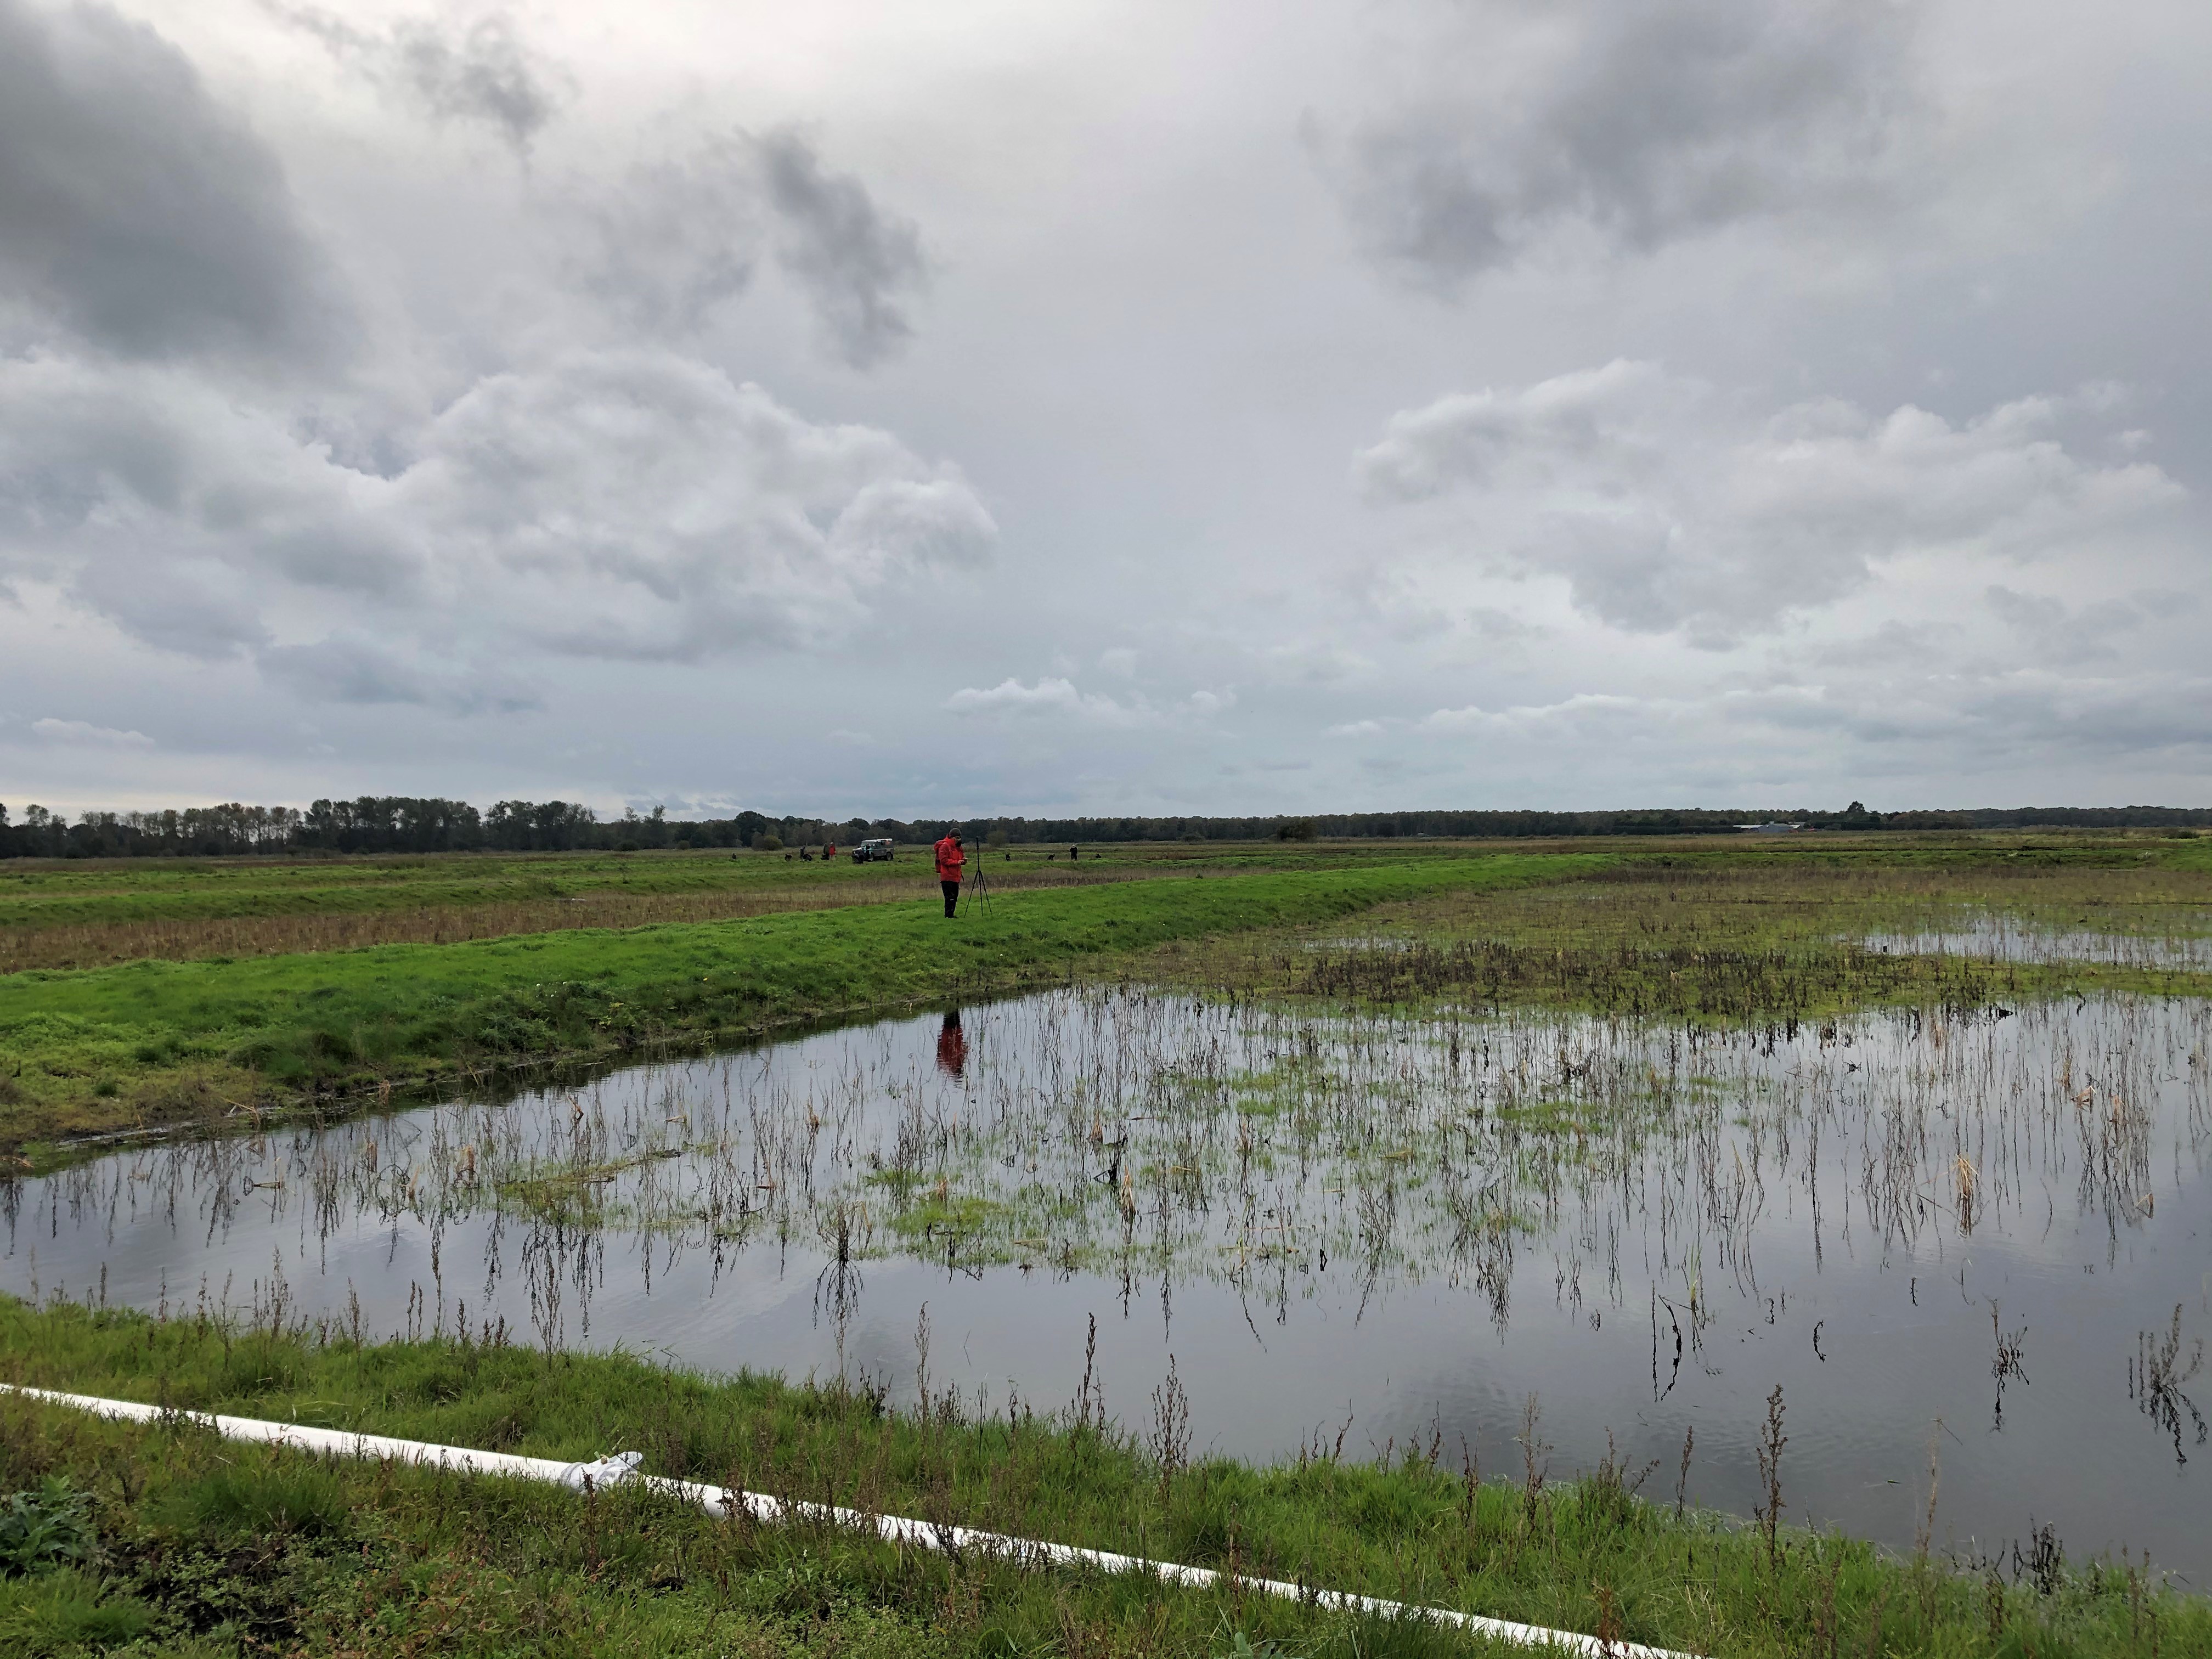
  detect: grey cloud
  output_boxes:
[276,6,567,151]
[1330,0,1926,289]
[1984,584,2164,664]
[1358,363,2187,644]
[574,129,924,367]
[1951,673,2212,759]
[69,559,269,659]
[258,633,432,706]
[0,0,339,363]
[1417,671,2212,771]
[1252,642,1371,685]
[1736,670,2212,763]
[585,139,763,333]
[258,633,541,713]
[759,130,926,368]
[1806,619,1959,669]
[0,354,424,621]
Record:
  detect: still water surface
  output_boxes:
[6,987,2209,1576]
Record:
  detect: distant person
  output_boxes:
[825,843,836,860]
[1069,845,1080,860]
[935,1009,967,1080]
[934,831,966,916]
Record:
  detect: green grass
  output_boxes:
[3,1299,2204,1657]
[0,855,1600,1154]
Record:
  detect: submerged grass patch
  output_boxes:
[4,1299,2208,1657]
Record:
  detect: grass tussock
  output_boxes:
[4,1297,2206,1657]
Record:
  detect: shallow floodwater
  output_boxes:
[6,988,2210,1579]
[1861,918,2212,972]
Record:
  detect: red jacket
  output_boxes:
[934,836,965,880]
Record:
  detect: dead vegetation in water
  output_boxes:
[25,984,2208,1361]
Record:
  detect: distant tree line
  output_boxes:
[1,796,2207,860]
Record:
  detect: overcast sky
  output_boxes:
[2,0,2207,820]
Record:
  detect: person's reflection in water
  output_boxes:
[935,1009,968,1081]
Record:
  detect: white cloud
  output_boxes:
[945,676,1150,727]
[0,348,997,695]
[1420,693,1649,735]
[29,716,153,747]
[1357,362,2186,646]
[946,676,1234,729]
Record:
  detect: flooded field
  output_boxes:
[6,984,2209,1578]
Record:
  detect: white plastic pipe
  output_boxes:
[5,1384,1692,1659]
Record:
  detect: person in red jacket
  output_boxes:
[934,832,966,917]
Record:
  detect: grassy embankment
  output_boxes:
[5,1299,2204,1658]
[0,853,1601,1156]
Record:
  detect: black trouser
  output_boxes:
[941,879,960,917]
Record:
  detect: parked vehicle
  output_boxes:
[850,838,896,862]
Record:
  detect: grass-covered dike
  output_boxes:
[0,854,1598,1155]
[5,1298,2205,1657]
